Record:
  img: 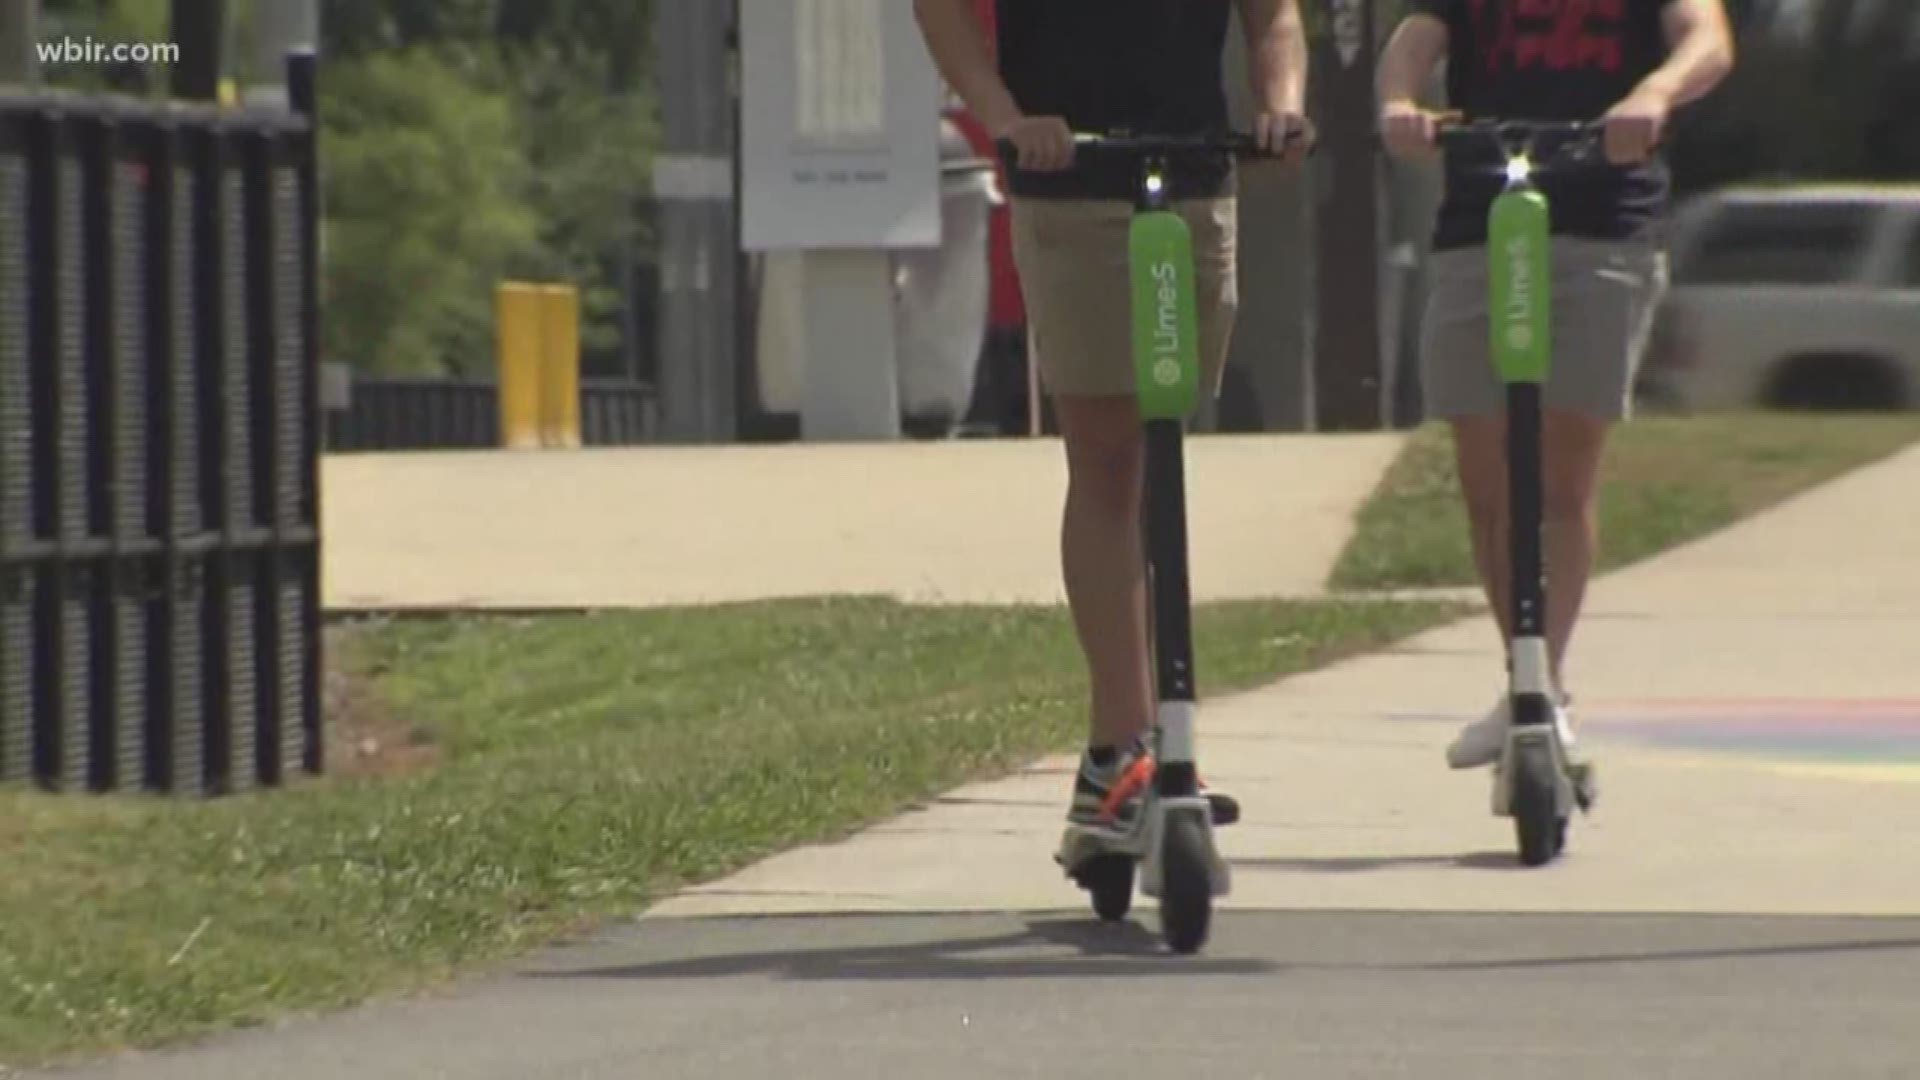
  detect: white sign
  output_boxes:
[740,0,943,251]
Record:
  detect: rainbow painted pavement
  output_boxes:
[1581,698,1920,783]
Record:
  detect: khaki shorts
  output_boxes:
[1420,237,1669,422]
[1010,197,1239,399]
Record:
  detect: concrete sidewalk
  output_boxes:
[321,433,1405,610]
[650,441,1920,920]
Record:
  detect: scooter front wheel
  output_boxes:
[1511,738,1568,867]
[1158,811,1214,954]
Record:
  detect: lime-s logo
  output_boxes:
[1152,260,1184,386]
[1503,235,1535,351]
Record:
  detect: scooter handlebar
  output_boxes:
[1433,117,1607,144]
[992,129,1311,168]
[1428,114,1621,175]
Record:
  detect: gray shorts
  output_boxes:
[1419,238,1668,422]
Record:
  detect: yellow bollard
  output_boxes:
[538,284,582,449]
[496,283,544,450]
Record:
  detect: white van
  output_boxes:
[1636,185,1920,412]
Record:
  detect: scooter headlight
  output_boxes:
[1505,154,1534,185]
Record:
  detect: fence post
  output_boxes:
[287,46,323,778]
[0,102,32,783]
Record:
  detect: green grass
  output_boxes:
[0,595,1464,1068]
[1330,413,1920,591]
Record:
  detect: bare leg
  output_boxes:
[1054,395,1152,750]
[1450,415,1512,652]
[1540,407,1612,689]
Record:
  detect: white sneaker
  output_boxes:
[1446,694,1585,770]
[1446,696,1511,770]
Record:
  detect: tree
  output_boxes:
[320,48,544,377]
[503,44,659,364]
[316,0,660,376]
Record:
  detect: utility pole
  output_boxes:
[0,0,39,88]
[653,0,741,443]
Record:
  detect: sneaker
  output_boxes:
[1446,693,1587,770]
[1446,696,1512,770]
[1067,738,1156,833]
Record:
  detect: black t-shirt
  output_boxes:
[995,0,1235,201]
[1411,0,1678,249]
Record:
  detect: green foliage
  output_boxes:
[500,45,659,361]
[320,48,544,376]
[299,1,661,375]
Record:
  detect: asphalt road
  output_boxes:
[42,910,1920,1080]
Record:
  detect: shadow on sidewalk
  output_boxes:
[528,915,1278,983]
[526,909,1920,989]
[1234,851,1524,873]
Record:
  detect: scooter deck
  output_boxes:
[1054,792,1240,872]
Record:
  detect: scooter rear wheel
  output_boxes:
[1159,811,1214,954]
[1077,853,1135,922]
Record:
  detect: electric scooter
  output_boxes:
[998,130,1295,953]
[1433,117,1605,866]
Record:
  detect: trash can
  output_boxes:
[890,118,1004,438]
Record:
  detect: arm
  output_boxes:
[1236,0,1315,160]
[910,0,1073,170]
[1237,0,1308,115]
[911,0,1021,134]
[1378,11,1449,112]
[1635,0,1737,110]
[1376,11,1451,157]
[1603,0,1735,163]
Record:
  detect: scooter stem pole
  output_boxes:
[1507,380,1553,711]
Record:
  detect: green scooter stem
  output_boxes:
[1487,180,1553,687]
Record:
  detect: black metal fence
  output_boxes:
[324,376,493,451]
[323,375,657,452]
[0,81,322,796]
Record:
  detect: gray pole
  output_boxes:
[653,0,740,444]
[0,0,39,88]
[1309,0,1386,431]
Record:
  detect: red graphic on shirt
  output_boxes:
[1469,0,1626,74]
